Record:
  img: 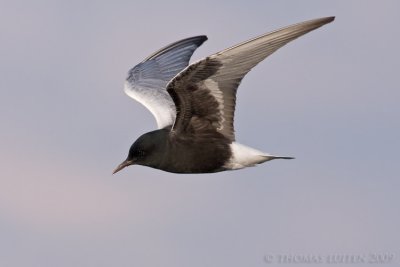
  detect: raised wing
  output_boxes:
[124,36,207,129]
[167,17,334,140]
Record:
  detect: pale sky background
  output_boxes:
[1,1,399,266]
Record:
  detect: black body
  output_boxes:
[129,129,231,173]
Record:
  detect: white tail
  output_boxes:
[224,142,294,170]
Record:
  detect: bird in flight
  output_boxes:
[113,16,334,174]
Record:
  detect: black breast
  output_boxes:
[158,131,232,173]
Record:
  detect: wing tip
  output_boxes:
[191,35,208,46]
[142,35,209,62]
[312,16,335,26]
[321,16,335,23]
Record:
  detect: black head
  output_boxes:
[113,130,166,174]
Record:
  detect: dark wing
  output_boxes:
[124,36,207,129]
[167,17,334,140]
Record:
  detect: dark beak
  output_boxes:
[113,159,134,174]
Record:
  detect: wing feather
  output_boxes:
[167,17,334,140]
[124,36,207,128]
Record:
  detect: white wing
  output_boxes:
[124,36,207,129]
